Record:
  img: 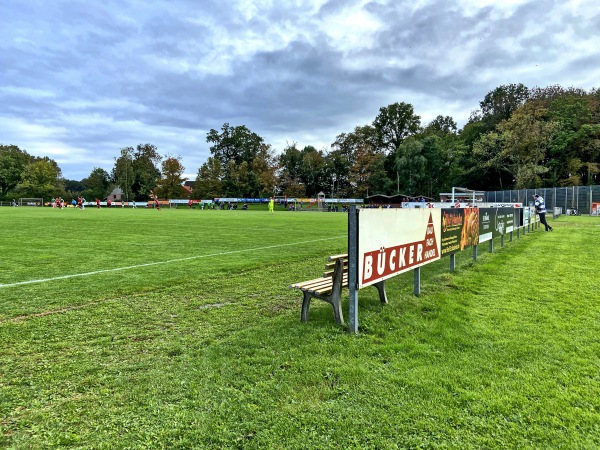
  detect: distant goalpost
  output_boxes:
[19,198,43,207]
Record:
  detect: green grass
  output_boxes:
[0,208,599,449]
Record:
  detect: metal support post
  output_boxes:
[414,267,421,297]
[348,206,359,334]
[449,253,456,272]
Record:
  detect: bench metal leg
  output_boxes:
[301,291,344,325]
[329,293,344,325]
[301,291,312,322]
[373,280,388,304]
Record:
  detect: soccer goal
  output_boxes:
[19,198,43,207]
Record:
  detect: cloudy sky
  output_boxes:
[2,0,599,181]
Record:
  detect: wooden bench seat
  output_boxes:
[290,254,387,324]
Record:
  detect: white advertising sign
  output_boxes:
[358,209,442,288]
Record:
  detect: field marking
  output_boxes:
[0,236,345,289]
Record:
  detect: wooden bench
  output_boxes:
[290,254,388,324]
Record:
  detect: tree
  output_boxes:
[278,143,324,197]
[473,103,555,189]
[155,157,187,199]
[395,138,426,196]
[82,168,111,200]
[333,125,391,196]
[497,104,555,188]
[207,123,265,180]
[349,145,390,197]
[131,144,161,200]
[278,143,305,197]
[194,157,223,199]
[299,147,327,197]
[252,144,278,197]
[373,102,421,154]
[112,147,135,202]
[479,83,530,129]
[0,145,31,199]
[15,158,64,199]
[420,135,448,198]
[424,115,457,136]
[64,179,85,197]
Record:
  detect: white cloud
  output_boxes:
[1,0,599,181]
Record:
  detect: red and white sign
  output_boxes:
[358,209,441,288]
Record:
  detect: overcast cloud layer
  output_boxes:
[2,0,599,180]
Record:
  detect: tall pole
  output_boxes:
[348,205,359,334]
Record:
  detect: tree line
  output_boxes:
[1,83,599,202]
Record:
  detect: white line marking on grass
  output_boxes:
[0,236,345,288]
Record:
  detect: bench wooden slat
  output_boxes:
[290,276,329,289]
[311,274,348,295]
[323,268,348,277]
[327,253,348,261]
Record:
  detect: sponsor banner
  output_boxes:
[358,209,441,288]
[440,209,464,256]
[214,198,269,203]
[440,208,480,255]
[479,208,494,243]
[521,207,530,226]
[493,208,515,237]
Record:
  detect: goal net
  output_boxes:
[19,198,43,207]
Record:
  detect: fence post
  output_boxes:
[501,234,505,248]
[489,239,493,253]
[449,253,456,272]
[473,245,478,261]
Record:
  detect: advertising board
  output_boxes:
[478,208,493,243]
[493,208,515,237]
[440,207,480,256]
[358,209,441,288]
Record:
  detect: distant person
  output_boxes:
[132,201,136,209]
[151,192,161,211]
[533,194,553,232]
[95,198,101,208]
[268,197,274,214]
[11,199,17,207]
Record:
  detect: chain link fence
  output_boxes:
[484,185,600,215]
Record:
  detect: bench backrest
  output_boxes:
[323,254,348,278]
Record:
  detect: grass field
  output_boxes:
[1,207,599,449]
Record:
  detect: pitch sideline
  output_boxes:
[0,236,345,288]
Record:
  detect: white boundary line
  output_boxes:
[0,236,345,288]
